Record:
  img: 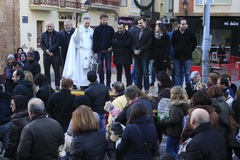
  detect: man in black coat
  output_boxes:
[172,18,197,87]
[17,98,64,160]
[132,17,154,93]
[40,21,61,90]
[12,70,34,101]
[112,22,132,86]
[59,19,75,66]
[84,71,110,134]
[186,108,227,160]
[47,78,75,133]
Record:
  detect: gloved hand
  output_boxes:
[58,145,66,157]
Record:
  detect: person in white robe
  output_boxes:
[63,17,93,88]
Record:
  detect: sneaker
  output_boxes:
[55,86,60,91]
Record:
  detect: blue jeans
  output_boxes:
[134,58,150,91]
[0,122,10,150]
[99,114,106,135]
[150,60,156,83]
[43,55,60,86]
[97,52,111,88]
[166,135,180,159]
[174,59,192,86]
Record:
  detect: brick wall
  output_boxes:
[0,0,20,74]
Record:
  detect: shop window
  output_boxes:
[36,21,43,48]
[196,0,231,5]
[196,0,213,5]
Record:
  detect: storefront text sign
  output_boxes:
[224,21,239,26]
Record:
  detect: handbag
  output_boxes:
[90,58,100,72]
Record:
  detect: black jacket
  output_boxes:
[132,27,154,59]
[153,33,170,73]
[4,111,29,159]
[185,79,198,99]
[40,30,61,56]
[12,79,34,101]
[117,116,159,160]
[186,122,227,160]
[64,130,106,160]
[93,24,114,53]
[84,82,110,115]
[232,99,240,123]
[47,89,76,132]
[17,113,64,160]
[25,60,41,77]
[172,28,197,60]
[0,91,11,125]
[60,28,75,63]
[112,30,132,65]
[36,81,55,107]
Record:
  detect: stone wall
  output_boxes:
[0,0,20,74]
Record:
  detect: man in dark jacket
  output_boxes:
[186,108,227,160]
[84,71,110,134]
[112,22,132,86]
[12,70,34,101]
[132,17,154,93]
[40,21,61,90]
[93,14,114,89]
[0,85,11,153]
[172,18,197,86]
[47,78,75,133]
[59,19,75,65]
[25,51,41,77]
[17,98,64,160]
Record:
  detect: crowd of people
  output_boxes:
[0,14,240,160]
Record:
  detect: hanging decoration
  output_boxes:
[134,0,155,11]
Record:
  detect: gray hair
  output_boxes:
[83,17,90,21]
[28,98,45,115]
[64,19,72,24]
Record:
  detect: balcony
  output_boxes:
[29,0,119,12]
[29,0,85,12]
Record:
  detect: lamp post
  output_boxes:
[79,0,91,23]
[182,0,188,16]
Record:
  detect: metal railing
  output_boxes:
[91,0,119,6]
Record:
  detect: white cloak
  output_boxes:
[62,25,93,87]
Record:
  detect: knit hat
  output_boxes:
[190,71,200,79]
[74,95,91,108]
[7,54,15,60]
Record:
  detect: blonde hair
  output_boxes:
[24,71,37,94]
[170,86,187,101]
[72,105,98,134]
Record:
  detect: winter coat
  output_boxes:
[162,100,189,138]
[12,79,34,101]
[47,89,76,133]
[64,129,106,160]
[211,96,231,139]
[36,81,55,107]
[4,111,29,159]
[153,33,170,73]
[232,99,240,123]
[172,28,197,61]
[0,91,11,125]
[112,30,132,65]
[4,65,14,93]
[185,79,198,99]
[117,116,159,160]
[40,30,61,56]
[186,122,227,160]
[25,60,41,77]
[84,82,110,115]
[131,27,154,60]
[17,113,64,160]
[115,98,154,125]
[93,24,114,53]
